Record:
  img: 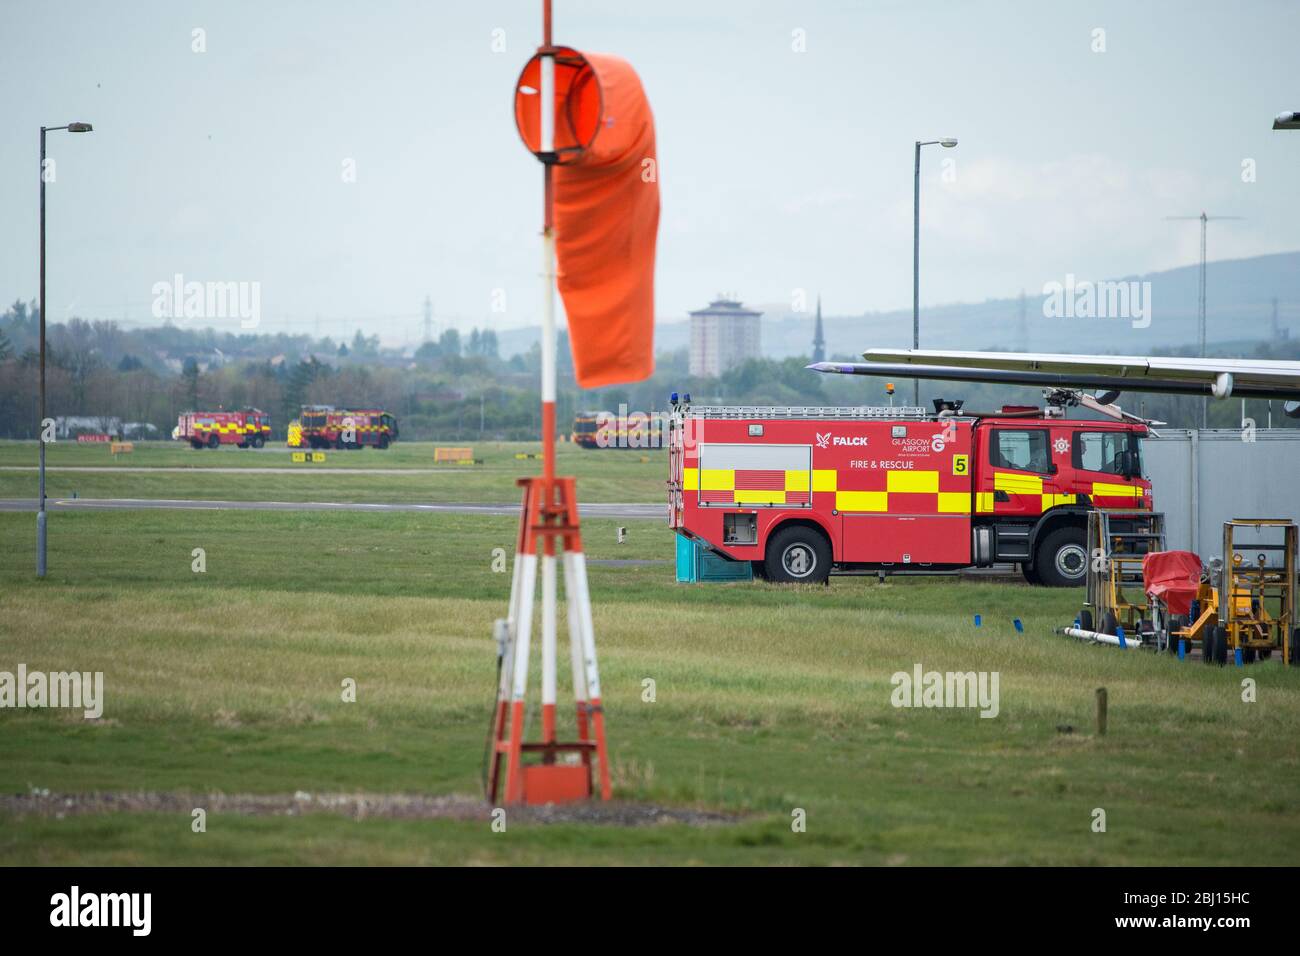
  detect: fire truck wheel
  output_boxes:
[206,433,220,449]
[190,440,203,450]
[1033,527,1087,588]
[252,436,265,449]
[378,435,389,449]
[765,526,830,584]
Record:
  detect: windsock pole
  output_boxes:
[488,0,610,805]
[538,15,559,749]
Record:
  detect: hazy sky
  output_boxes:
[3,0,1298,345]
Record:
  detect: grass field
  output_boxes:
[3,500,1299,865]
[0,440,666,503]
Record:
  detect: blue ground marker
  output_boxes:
[1013,618,1023,633]
[974,614,981,628]
[1235,647,1243,667]
[1116,625,1126,649]
[1178,639,1185,661]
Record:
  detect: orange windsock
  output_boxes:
[515,49,659,388]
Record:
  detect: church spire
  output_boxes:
[812,294,826,363]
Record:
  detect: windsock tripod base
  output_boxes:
[487,475,611,806]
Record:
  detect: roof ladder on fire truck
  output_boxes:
[683,404,930,420]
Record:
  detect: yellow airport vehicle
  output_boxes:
[1080,509,1166,643]
[1175,520,1298,665]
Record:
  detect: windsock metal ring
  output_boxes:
[513,47,604,165]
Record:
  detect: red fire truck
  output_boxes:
[668,398,1151,587]
[572,410,665,449]
[174,408,271,449]
[298,406,399,449]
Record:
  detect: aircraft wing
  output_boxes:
[808,348,1300,405]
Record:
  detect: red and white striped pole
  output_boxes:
[537,0,560,754]
[490,0,610,806]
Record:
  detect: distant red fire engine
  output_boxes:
[668,398,1151,587]
[571,409,664,449]
[174,408,271,449]
[298,407,399,449]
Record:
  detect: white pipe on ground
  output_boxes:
[1063,627,1144,649]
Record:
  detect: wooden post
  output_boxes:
[1095,687,1108,736]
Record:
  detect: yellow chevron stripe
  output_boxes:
[937,492,971,513]
[1092,482,1140,499]
[700,469,734,491]
[836,490,888,512]
[887,470,939,494]
[994,472,1044,495]
[812,469,838,492]
[735,490,785,505]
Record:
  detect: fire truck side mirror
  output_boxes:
[1120,450,1138,479]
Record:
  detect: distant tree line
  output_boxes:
[0,297,1294,441]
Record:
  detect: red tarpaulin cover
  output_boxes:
[1143,551,1202,617]
[516,49,659,389]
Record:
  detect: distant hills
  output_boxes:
[495,250,1300,361]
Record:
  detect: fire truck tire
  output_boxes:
[1033,527,1087,588]
[764,526,831,584]
[207,433,220,449]
[252,436,265,449]
[378,435,390,449]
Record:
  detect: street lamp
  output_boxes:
[38,121,93,578]
[1273,111,1300,130]
[913,137,957,408]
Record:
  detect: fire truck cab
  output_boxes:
[667,401,1150,587]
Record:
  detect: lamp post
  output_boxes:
[38,121,93,578]
[912,137,957,408]
[1273,111,1300,130]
